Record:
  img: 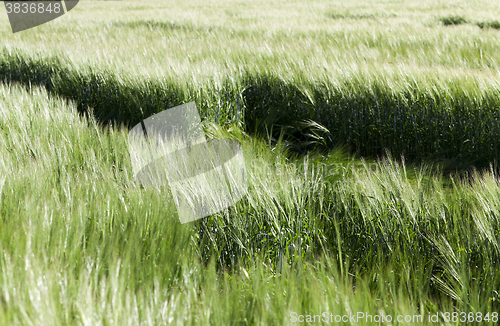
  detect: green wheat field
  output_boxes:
[1,0,500,325]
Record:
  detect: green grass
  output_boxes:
[1,0,499,168]
[0,86,500,325]
[0,83,499,324]
[2,0,500,80]
[1,0,500,325]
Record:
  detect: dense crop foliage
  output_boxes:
[1,83,499,325]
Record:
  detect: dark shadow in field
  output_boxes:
[0,51,185,129]
[0,50,499,175]
[438,16,500,31]
[439,15,468,26]
[477,20,500,30]
[242,75,500,175]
